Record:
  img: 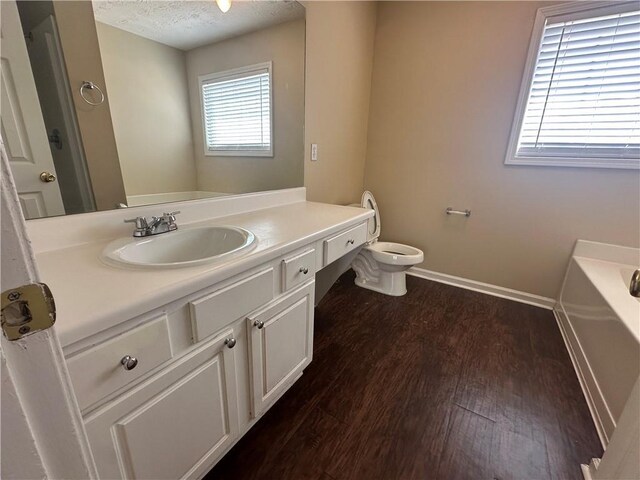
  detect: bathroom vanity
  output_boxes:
[27,189,372,479]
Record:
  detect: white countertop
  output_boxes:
[36,201,372,348]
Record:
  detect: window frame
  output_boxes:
[505,1,640,170]
[199,61,274,158]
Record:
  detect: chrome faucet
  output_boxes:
[124,211,180,237]
[630,269,640,298]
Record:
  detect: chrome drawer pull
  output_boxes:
[254,320,264,329]
[347,239,355,245]
[299,267,309,275]
[120,355,138,371]
[225,337,237,348]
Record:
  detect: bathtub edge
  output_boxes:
[553,306,612,450]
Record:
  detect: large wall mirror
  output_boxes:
[1,0,305,219]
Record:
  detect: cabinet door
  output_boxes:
[247,281,315,418]
[85,330,239,480]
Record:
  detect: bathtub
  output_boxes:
[555,240,640,448]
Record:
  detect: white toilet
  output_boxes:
[352,191,424,296]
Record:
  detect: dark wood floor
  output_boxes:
[206,272,602,480]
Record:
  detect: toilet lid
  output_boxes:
[360,190,381,240]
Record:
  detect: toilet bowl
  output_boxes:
[351,191,423,296]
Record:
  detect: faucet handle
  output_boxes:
[630,269,640,298]
[162,211,180,223]
[124,216,148,229]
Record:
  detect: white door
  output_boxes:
[1,139,97,478]
[84,330,240,480]
[247,281,315,418]
[0,0,65,219]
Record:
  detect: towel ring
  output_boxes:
[80,81,105,106]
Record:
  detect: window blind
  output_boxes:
[516,8,640,160]
[202,66,271,154]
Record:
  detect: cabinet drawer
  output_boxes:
[282,249,316,291]
[323,223,367,265]
[67,315,172,411]
[190,268,273,342]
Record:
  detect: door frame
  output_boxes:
[1,136,97,479]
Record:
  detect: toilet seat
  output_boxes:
[361,190,381,242]
[366,241,424,266]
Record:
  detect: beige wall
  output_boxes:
[96,22,197,196]
[51,1,126,210]
[303,1,377,205]
[186,19,305,194]
[363,1,640,298]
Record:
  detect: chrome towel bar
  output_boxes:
[446,207,471,217]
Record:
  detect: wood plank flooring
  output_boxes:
[205,271,602,480]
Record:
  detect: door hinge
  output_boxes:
[1,283,56,341]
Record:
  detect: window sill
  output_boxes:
[505,156,640,170]
[205,150,273,158]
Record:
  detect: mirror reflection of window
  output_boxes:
[200,63,273,157]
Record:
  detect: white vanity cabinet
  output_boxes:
[59,217,370,480]
[83,329,239,480]
[80,278,315,480]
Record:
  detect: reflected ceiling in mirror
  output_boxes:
[4,0,305,219]
[93,0,305,50]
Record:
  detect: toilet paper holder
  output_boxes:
[446,207,471,217]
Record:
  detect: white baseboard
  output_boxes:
[407,267,556,310]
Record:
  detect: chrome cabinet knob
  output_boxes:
[299,267,309,275]
[347,239,355,245]
[225,337,237,348]
[254,320,264,329]
[40,171,56,183]
[120,355,138,371]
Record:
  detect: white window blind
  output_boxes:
[200,63,272,157]
[508,3,640,168]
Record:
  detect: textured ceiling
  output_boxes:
[92,0,305,51]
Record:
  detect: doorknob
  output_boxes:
[40,172,56,183]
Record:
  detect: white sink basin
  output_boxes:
[102,226,256,269]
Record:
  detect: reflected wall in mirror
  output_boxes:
[1,0,305,219]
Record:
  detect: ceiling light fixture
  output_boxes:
[215,0,232,13]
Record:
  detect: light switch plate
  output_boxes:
[311,143,318,161]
